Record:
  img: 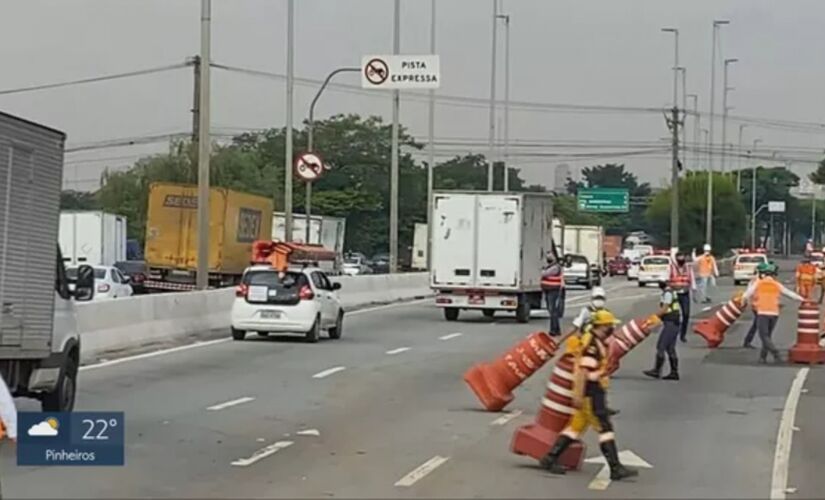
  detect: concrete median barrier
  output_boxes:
[77,272,430,363]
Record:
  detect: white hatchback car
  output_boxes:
[230,266,344,343]
[637,255,671,287]
[67,265,133,300]
[733,253,768,285]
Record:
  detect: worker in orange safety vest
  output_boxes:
[743,262,804,363]
[668,250,695,342]
[795,256,818,300]
[742,271,763,349]
[541,250,565,336]
[694,244,719,304]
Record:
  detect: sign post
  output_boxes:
[577,188,630,213]
[294,152,325,243]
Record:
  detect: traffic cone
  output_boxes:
[606,315,662,375]
[464,331,559,412]
[510,354,586,470]
[789,301,825,364]
[693,293,745,348]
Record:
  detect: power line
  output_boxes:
[0,62,190,96]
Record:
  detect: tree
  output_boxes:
[809,158,825,184]
[565,163,651,235]
[738,166,801,248]
[60,190,99,210]
[646,172,746,253]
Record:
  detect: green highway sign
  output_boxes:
[577,188,630,213]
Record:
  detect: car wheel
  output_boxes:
[482,309,495,318]
[444,308,459,321]
[305,315,321,343]
[256,332,270,338]
[585,280,592,290]
[515,298,531,323]
[41,356,77,412]
[328,311,344,340]
[638,281,646,288]
[231,328,246,341]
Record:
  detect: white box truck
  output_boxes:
[562,224,604,288]
[0,111,96,411]
[411,222,428,270]
[59,210,127,266]
[272,212,345,254]
[431,191,554,323]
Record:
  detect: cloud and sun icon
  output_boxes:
[27,417,60,437]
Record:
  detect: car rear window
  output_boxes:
[643,257,670,266]
[243,270,307,289]
[568,255,588,264]
[115,261,146,274]
[66,267,106,279]
[737,255,766,264]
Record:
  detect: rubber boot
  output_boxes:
[539,434,574,475]
[643,354,664,379]
[663,356,679,380]
[600,439,638,481]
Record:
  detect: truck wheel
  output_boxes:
[515,299,531,323]
[585,280,593,290]
[41,357,77,412]
[306,316,321,343]
[444,308,459,321]
[328,311,344,339]
[231,328,246,341]
[482,309,495,318]
[638,281,646,288]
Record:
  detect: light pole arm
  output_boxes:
[307,67,360,151]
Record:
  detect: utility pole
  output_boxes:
[426,0,436,270]
[721,58,737,173]
[750,138,762,247]
[687,94,698,170]
[389,0,400,272]
[679,67,687,167]
[195,0,211,290]
[497,10,511,191]
[284,0,295,241]
[191,55,201,147]
[707,19,730,246]
[737,124,747,192]
[486,0,497,192]
[669,106,680,248]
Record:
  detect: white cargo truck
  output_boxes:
[0,111,96,411]
[431,191,554,323]
[411,222,428,270]
[272,212,346,270]
[59,210,127,266]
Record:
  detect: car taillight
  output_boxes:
[299,285,315,300]
[134,273,145,283]
[97,283,110,293]
[235,283,248,297]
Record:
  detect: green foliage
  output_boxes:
[646,172,746,253]
[60,190,100,210]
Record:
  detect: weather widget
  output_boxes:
[17,412,125,466]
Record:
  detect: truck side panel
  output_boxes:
[431,194,476,287]
[475,195,521,288]
[0,115,63,355]
[223,189,273,273]
[519,195,553,290]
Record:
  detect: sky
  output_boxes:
[2,0,825,192]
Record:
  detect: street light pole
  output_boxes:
[707,19,730,246]
[679,67,687,167]
[662,27,679,249]
[195,0,211,290]
[496,11,510,191]
[737,124,747,192]
[284,0,295,241]
[721,58,737,173]
[486,0,498,192]
[306,67,360,243]
[389,0,400,272]
[751,138,763,247]
[426,0,436,269]
[661,28,679,108]
[688,94,699,170]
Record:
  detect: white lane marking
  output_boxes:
[771,367,810,500]
[439,333,463,341]
[386,347,411,355]
[312,366,346,379]
[231,440,294,467]
[296,428,320,437]
[490,409,523,426]
[585,450,653,490]
[206,396,255,411]
[81,299,430,372]
[394,455,450,487]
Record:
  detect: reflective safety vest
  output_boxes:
[569,331,610,390]
[797,263,817,284]
[669,263,692,291]
[661,289,681,322]
[697,255,716,277]
[541,264,564,290]
[753,277,782,316]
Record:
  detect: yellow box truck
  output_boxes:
[144,182,273,291]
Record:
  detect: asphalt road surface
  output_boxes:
[3,275,820,498]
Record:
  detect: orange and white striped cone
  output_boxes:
[510,354,586,471]
[789,301,825,364]
[464,331,559,412]
[606,315,662,375]
[693,293,745,348]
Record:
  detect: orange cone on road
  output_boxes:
[789,301,825,364]
[510,354,586,470]
[606,315,662,375]
[693,293,745,348]
[464,331,559,412]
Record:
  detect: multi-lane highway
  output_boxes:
[4,275,818,498]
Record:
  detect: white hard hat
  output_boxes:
[703,244,712,252]
[591,286,606,299]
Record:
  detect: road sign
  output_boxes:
[584,449,653,490]
[361,55,440,90]
[577,188,630,213]
[295,152,324,182]
[769,201,786,213]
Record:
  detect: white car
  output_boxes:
[637,255,671,287]
[67,265,133,300]
[733,253,768,285]
[627,259,641,281]
[341,254,372,276]
[230,265,344,343]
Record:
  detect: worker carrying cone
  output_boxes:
[535,309,639,481]
[796,256,818,301]
[693,292,746,348]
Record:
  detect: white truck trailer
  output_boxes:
[272,212,346,271]
[0,111,96,411]
[59,210,127,266]
[430,191,554,323]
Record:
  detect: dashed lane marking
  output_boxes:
[312,366,347,379]
[386,347,411,355]
[206,396,255,411]
[490,409,523,426]
[231,440,294,467]
[439,333,463,341]
[394,455,450,487]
